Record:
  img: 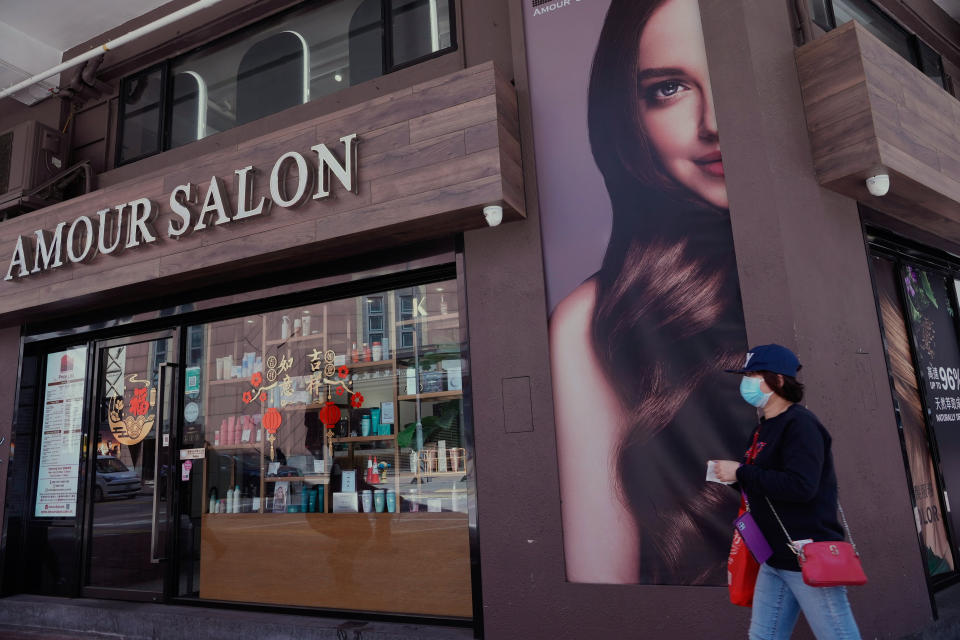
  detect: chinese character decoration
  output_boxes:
[263,407,283,460]
[307,349,364,412]
[107,374,156,445]
[265,354,293,383]
[242,371,277,405]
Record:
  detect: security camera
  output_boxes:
[483,205,503,227]
[866,173,890,197]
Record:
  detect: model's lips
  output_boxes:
[695,151,724,177]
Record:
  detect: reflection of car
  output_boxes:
[95,456,141,501]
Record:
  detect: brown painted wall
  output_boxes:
[464,0,933,638]
[707,2,931,636]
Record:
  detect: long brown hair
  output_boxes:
[587,0,755,584]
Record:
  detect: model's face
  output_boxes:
[636,0,727,209]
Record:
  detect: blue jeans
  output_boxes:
[749,562,861,640]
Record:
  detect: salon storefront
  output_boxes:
[3,0,960,639]
[0,43,523,625]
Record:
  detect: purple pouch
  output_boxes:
[734,502,773,564]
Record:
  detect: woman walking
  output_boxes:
[713,344,861,639]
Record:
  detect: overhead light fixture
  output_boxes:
[333,72,343,83]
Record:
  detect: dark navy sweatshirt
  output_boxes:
[735,403,845,571]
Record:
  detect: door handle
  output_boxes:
[151,361,177,564]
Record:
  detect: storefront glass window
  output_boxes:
[117,66,164,165]
[118,0,456,164]
[873,255,957,578]
[176,279,473,616]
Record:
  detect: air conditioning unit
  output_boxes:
[0,120,66,215]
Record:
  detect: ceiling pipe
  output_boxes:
[0,0,225,101]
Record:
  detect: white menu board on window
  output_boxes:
[35,347,87,518]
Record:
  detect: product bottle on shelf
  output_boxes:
[351,343,359,363]
[363,343,372,362]
[234,485,241,513]
[371,456,380,484]
[366,458,374,484]
[226,488,234,514]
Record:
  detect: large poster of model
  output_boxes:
[525,0,755,583]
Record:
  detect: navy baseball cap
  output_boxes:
[725,344,801,377]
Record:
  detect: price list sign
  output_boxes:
[34,347,87,518]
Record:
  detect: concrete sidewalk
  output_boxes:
[899,581,960,640]
[0,595,475,640]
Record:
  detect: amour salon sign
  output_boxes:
[5,133,358,281]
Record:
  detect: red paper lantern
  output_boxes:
[318,401,341,430]
[263,407,282,434]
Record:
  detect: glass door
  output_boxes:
[83,330,178,600]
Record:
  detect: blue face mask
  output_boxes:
[740,376,773,408]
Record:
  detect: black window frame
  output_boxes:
[115,61,170,167]
[809,0,949,88]
[116,0,458,168]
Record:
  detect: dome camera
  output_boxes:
[866,173,890,197]
[483,205,503,227]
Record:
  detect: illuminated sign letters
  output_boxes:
[5,133,358,281]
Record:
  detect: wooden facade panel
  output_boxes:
[0,176,168,245]
[159,219,318,278]
[408,95,498,144]
[813,136,883,184]
[464,121,499,155]
[878,141,960,206]
[796,21,960,230]
[357,122,412,157]
[808,110,875,163]
[802,82,871,133]
[0,62,524,320]
[198,513,472,618]
[370,147,501,205]
[0,256,162,310]
[317,176,506,243]
[900,91,959,145]
[796,33,866,106]
[873,109,941,172]
[360,131,466,182]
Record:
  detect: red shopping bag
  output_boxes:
[728,499,760,607]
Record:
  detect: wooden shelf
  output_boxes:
[264,333,321,346]
[346,358,395,370]
[210,443,262,451]
[419,471,466,478]
[209,378,249,385]
[264,476,306,482]
[329,435,396,444]
[398,390,462,401]
[395,312,458,327]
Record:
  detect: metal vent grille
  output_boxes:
[532,0,553,6]
[0,131,12,194]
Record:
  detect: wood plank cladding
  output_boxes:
[796,22,960,242]
[0,62,523,322]
[199,512,472,617]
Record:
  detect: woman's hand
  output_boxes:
[712,460,741,483]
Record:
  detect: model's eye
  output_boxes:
[642,80,689,104]
[655,81,682,97]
